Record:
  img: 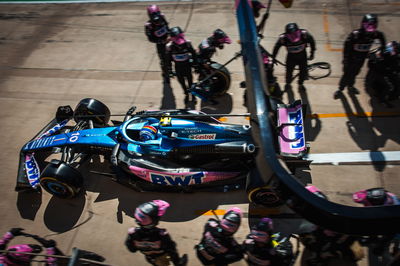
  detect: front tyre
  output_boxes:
[40,160,83,199]
[74,98,110,127]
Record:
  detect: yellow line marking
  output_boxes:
[351,2,400,5]
[195,209,227,216]
[308,111,400,118]
[323,8,343,52]
[195,209,282,216]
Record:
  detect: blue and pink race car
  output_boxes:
[16,97,309,206]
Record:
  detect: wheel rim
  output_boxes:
[40,177,73,197]
[248,187,282,206]
[209,72,229,94]
[47,182,67,195]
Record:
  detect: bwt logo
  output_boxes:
[189,134,216,140]
[288,109,305,149]
[150,172,205,186]
[25,155,40,187]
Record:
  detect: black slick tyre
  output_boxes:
[74,98,110,127]
[40,159,83,199]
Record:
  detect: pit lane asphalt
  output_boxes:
[0,1,399,265]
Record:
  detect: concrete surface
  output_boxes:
[0,0,399,265]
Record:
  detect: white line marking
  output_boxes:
[306,151,400,165]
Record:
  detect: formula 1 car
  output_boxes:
[16,98,309,206]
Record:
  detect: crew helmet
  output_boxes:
[285,23,299,34]
[170,27,186,45]
[147,5,161,17]
[361,14,378,32]
[285,23,301,42]
[212,29,232,45]
[366,188,387,206]
[252,0,266,18]
[251,217,273,242]
[134,200,170,228]
[306,185,328,199]
[220,207,242,234]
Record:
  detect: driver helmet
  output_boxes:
[250,217,273,242]
[285,23,301,43]
[361,14,378,33]
[353,188,390,206]
[251,0,266,18]
[306,185,328,199]
[6,244,42,264]
[385,41,399,56]
[211,29,232,48]
[170,26,186,45]
[220,207,242,235]
[139,125,158,141]
[134,200,170,229]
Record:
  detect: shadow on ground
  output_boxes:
[338,90,400,172]
[17,156,249,231]
[200,93,233,114]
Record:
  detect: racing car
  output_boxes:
[16,98,309,206]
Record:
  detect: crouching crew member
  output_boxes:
[195,207,244,265]
[125,200,187,266]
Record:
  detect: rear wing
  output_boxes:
[235,0,400,235]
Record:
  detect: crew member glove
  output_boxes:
[10,228,24,236]
[169,71,176,78]
[308,52,315,61]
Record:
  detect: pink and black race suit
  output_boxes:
[344,30,386,58]
[197,38,218,63]
[243,236,279,266]
[144,15,169,44]
[125,227,180,263]
[195,219,243,264]
[273,30,315,55]
[166,40,197,93]
[272,29,316,85]
[0,232,57,266]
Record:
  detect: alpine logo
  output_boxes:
[189,134,216,140]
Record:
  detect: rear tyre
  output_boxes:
[74,98,110,127]
[40,160,83,199]
[248,186,283,207]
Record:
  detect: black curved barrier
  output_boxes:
[235,0,400,235]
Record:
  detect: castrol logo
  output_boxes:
[189,134,216,140]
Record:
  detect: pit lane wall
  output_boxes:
[235,0,400,235]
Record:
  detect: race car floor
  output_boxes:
[0,0,399,265]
